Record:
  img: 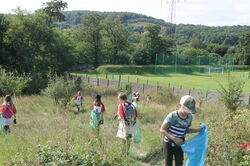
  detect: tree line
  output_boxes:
[0,0,250,94]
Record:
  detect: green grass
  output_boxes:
[1,90,249,165]
[71,65,250,93]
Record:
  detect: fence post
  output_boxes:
[128,76,130,83]
[173,87,175,94]
[107,80,109,88]
[157,81,159,94]
[97,78,99,86]
[142,84,145,94]
[205,91,209,102]
[188,89,191,95]
[248,93,250,105]
[118,74,121,87]
[137,78,139,84]
[106,73,108,79]
[87,77,90,84]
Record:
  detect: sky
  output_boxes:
[0,0,250,26]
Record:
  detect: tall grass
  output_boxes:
[0,91,249,165]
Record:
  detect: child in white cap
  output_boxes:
[160,95,202,166]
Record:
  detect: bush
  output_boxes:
[25,72,48,94]
[0,67,31,96]
[240,149,250,166]
[218,74,244,112]
[42,75,82,106]
[207,109,250,165]
[117,84,132,96]
[152,88,178,106]
[36,145,123,166]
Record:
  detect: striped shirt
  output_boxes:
[163,110,192,143]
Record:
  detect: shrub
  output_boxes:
[240,149,250,166]
[117,84,132,96]
[36,145,123,166]
[152,88,178,106]
[217,74,244,112]
[0,67,31,96]
[25,72,48,94]
[42,75,82,106]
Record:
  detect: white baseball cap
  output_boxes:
[180,95,196,114]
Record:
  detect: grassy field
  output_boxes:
[71,65,250,93]
[0,88,249,165]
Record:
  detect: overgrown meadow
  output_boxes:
[0,87,249,166]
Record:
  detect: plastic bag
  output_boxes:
[181,124,208,166]
[89,110,98,130]
[0,114,3,131]
[133,121,141,143]
[132,101,137,108]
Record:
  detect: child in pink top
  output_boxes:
[74,91,83,111]
[0,95,17,133]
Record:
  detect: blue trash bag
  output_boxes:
[181,124,208,166]
[133,120,141,144]
[89,110,98,130]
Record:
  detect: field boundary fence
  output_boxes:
[72,75,250,105]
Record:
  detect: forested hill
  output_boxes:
[59,10,250,45]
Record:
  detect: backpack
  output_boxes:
[123,102,136,126]
[2,104,13,119]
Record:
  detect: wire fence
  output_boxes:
[155,55,235,74]
[73,75,250,105]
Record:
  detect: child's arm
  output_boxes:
[160,123,184,146]
[117,104,124,121]
[186,126,202,133]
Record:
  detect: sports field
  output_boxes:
[71,65,250,93]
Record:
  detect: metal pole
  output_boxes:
[175,55,178,73]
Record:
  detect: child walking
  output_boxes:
[0,95,17,133]
[74,91,83,111]
[91,95,105,134]
[160,95,202,166]
[116,93,138,154]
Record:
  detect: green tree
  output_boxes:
[0,14,12,70]
[101,16,130,64]
[212,44,229,57]
[190,37,206,49]
[181,48,209,57]
[42,0,68,25]
[133,24,174,64]
[4,9,74,74]
[76,13,103,67]
[237,32,250,65]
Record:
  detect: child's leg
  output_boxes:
[173,146,183,166]
[76,105,80,111]
[122,134,132,155]
[4,125,10,133]
[97,124,100,136]
[163,141,174,166]
[126,134,132,153]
